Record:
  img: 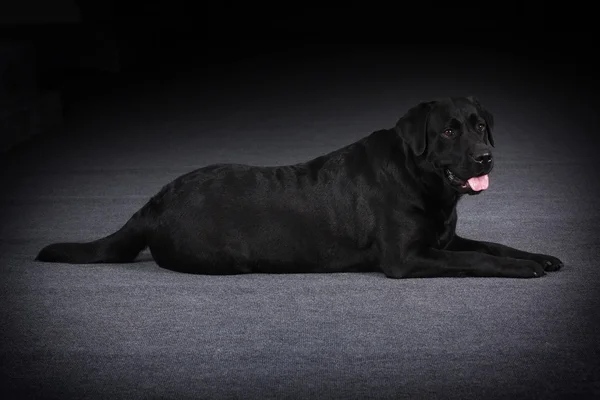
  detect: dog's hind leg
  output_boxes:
[148,240,253,275]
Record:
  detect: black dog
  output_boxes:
[36,96,563,278]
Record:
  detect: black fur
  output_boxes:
[36,96,563,278]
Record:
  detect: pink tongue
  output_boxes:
[467,175,489,191]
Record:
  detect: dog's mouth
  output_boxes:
[445,169,489,192]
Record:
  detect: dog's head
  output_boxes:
[395,96,495,195]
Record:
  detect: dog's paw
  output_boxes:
[527,261,547,278]
[534,254,564,272]
[509,260,546,278]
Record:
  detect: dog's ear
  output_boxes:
[395,101,436,156]
[467,96,495,147]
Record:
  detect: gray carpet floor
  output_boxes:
[1,51,599,399]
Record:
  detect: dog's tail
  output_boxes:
[35,208,148,264]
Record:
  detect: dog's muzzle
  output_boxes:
[445,169,490,192]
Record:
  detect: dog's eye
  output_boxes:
[442,129,455,138]
[477,123,486,132]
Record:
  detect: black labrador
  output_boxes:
[36,96,563,278]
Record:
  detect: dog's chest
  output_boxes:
[426,198,458,249]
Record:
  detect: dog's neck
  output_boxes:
[422,171,461,209]
[411,152,462,207]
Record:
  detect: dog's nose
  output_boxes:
[471,152,493,165]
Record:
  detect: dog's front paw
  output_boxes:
[525,260,546,278]
[506,260,546,278]
[534,254,564,272]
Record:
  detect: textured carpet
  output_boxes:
[1,46,599,399]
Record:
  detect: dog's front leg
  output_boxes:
[448,235,563,272]
[381,247,548,279]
